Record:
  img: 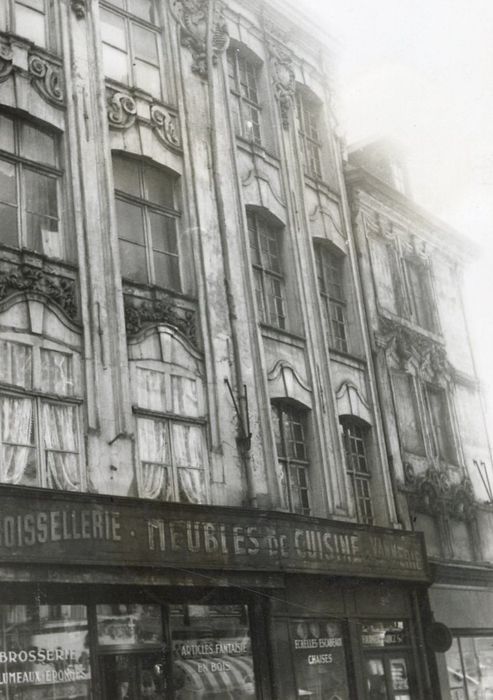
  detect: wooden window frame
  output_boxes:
[227,48,262,145]
[296,91,323,179]
[341,420,374,525]
[272,402,311,516]
[316,244,349,353]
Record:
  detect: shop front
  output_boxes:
[0,486,430,699]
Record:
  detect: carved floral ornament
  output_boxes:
[0,264,78,321]
[268,39,296,130]
[168,0,229,79]
[405,463,476,522]
[28,52,65,108]
[124,294,197,348]
[0,39,13,83]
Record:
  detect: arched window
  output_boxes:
[272,401,310,515]
[0,113,63,259]
[340,417,373,525]
[113,154,181,290]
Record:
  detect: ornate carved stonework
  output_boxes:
[0,39,13,83]
[124,294,197,348]
[107,90,137,129]
[0,264,78,320]
[268,40,295,129]
[169,0,229,78]
[71,0,87,18]
[28,53,65,108]
[378,315,450,381]
[405,463,476,521]
[150,104,181,149]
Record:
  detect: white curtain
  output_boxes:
[173,424,205,504]
[136,368,166,412]
[41,349,73,395]
[138,417,171,500]
[1,396,35,485]
[171,375,198,416]
[42,403,80,490]
[0,341,32,388]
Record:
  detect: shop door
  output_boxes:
[364,652,417,700]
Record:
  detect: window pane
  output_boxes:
[15,3,46,47]
[43,403,80,491]
[25,213,61,257]
[128,0,156,23]
[132,24,158,63]
[0,204,19,247]
[0,115,15,152]
[150,211,177,253]
[100,9,127,50]
[136,367,166,412]
[153,251,180,290]
[119,239,148,282]
[0,159,17,205]
[113,155,141,196]
[134,60,161,96]
[21,124,57,166]
[116,198,145,244]
[24,169,58,217]
[138,417,172,500]
[102,44,129,83]
[41,348,74,395]
[96,604,163,647]
[171,375,199,416]
[0,341,32,388]
[0,395,37,486]
[144,165,174,208]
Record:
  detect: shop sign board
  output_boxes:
[0,487,429,581]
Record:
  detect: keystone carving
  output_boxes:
[107,90,137,129]
[268,40,296,129]
[406,464,476,522]
[169,0,229,78]
[124,294,197,348]
[150,104,181,149]
[28,53,65,108]
[0,39,13,83]
[70,0,87,18]
[0,264,78,320]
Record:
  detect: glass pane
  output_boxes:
[100,651,166,699]
[128,0,156,23]
[25,213,61,257]
[153,250,180,290]
[116,198,145,244]
[366,658,388,700]
[24,169,58,217]
[41,348,74,395]
[171,604,257,699]
[0,604,91,698]
[96,604,163,647]
[132,23,158,63]
[135,60,161,97]
[100,8,127,49]
[138,417,168,464]
[0,340,32,388]
[119,238,148,282]
[0,396,37,486]
[15,3,46,46]
[22,124,57,166]
[361,621,409,648]
[0,115,15,152]
[0,203,18,247]
[113,155,141,195]
[150,211,177,252]
[290,620,350,700]
[102,44,129,84]
[391,658,410,691]
[144,165,174,208]
[0,159,17,205]
[171,375,198,416]
[136,367,167,412]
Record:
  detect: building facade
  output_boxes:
[0,0,488,699]
[346,141,493,700]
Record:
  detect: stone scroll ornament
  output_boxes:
[0,40,13,83]
[28,53,65,108]
[169,0,229,78]
[107,90,138,130]
[268,40,296,129]
[150,105,181,149]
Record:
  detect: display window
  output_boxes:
[289,618,351,700]
[361,621,418,700]
[445,635,493,700]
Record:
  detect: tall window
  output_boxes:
[227,48,262,145]
[8,0,50,48]
[405,259,435,331]
[445,636,493,700]
[272,402,310,515]
[0,113,62,258]
[391,372,425,455]
[0,339,82,491]
[315,245,348,352]
[134,366,207,504]
[341,419,373,525]
[247,210,286,329]
[113,154,180,290]
[100,0,162,97]
[296,91,322,179]
[425,385,456,464]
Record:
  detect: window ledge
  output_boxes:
[235,136,279,165]
[303,173,340,202]
[377,307,444,345]
[259,323,306,348]
[328,347,367,367]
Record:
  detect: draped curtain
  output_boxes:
[0,396,35,485]
[41,349,73,395]
[138,417,172,500]
[42,403,80,490]
[172,423,205,504]
[137,368,166,412]
[0,341,32,388]
[171,375,198,416]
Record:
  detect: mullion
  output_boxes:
[166,419,178,502]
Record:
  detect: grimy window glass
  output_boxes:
[227,48,262,144]
[0,114,62,258]
[14,0,48,48]
[405,259,435,331]
[113,154,180,290]
[296,91,322,179]
[272,402,311,515]
[316,245,348,353]
[341,420,373,525]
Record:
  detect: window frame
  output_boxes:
[8,0,54,51]
[227,47,262,145]
[296,90,323,180]
[0,114,63,258]
[0,339,83,491]
[247,210,286,330]
[100,0,163,98]
[341,419,374,525]
[113,154,181,290]
[424,384,457,465]
[315,244,348,353]
[272,401,311,516]
[404,257,436,331]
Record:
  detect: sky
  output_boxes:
[298,0,493,417]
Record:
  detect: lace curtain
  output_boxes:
[0,396,36,485]
[172,423,205,504]
[136,368,166,412]
[41,349,73,395]
[42,403,80,490]
[0,341,32,388]
[138,417,172,500]
[171,375,198,416]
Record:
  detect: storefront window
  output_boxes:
[0,604,91,699]
[170,604,257,699]
[289,619,350,700]
[445,636,493,700]
[361,621,416,700]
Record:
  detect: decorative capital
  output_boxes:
[150,104,181,149]
[124,294,198,348]
[70,0,87,18]
[28,52,65,108]
[169,0,229,79]
[406,464,477,522]
[268,39,295,129]
[107,90,137,129]
[0,37,13,83]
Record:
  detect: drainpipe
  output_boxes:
[205,0,257,507]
